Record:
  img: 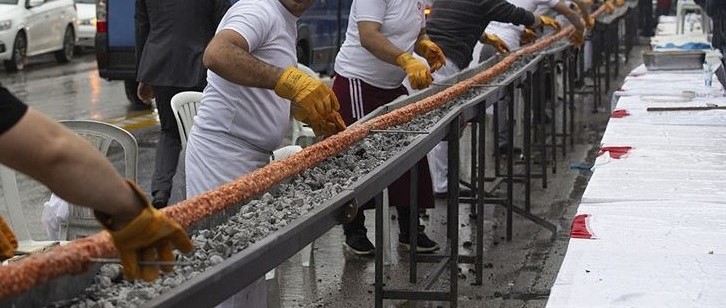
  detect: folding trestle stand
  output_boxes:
[374,117,464,307]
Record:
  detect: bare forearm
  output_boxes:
[555,3,586,30]
[0,109,140,220]
[203,29,283,89]
[359,22,407,65]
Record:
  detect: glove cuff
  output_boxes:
[274,66,306,101]
[395,53,415,69]
[414,39,431,56]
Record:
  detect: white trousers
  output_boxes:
[427,59,462,193]
[186,126,271,308]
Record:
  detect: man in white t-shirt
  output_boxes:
[332,0,446,255]
[185,0,345,306]
[483,0,587,55]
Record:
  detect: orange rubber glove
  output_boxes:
[537,15,561,31]
[275,67,346,136]
[585,15,596,29]
[414,39,446,72]
[603,0,615,14]
[519,28,538,46]
[0,216,18,261]
[614,0,625,7]
[396,53,432,90]
[95,181,194,281]
[482,33,510,53]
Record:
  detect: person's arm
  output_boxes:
[204,28,346,135]
[358,21,408,65]
[488,0,539,27]
[203,29,283,89]
[552,2,586,31]
[0,107,194,280]
[0,109,142,228]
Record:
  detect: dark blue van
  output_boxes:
[95,0,351,105]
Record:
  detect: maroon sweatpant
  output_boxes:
[332,74,434,210]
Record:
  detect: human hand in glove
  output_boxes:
[95,180,193,281]
[614,0,624,7]
[0,216,18,261]
[520,28,538,46]
[396,53,432,90]
[535,15,561,31]
[275,67,347,136]
[482,33,510,53]
[603,0,615,14]
[415,39,446,72]
[585,15,596,29]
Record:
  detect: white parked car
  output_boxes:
[0,0,77,72]
[74,0,94,48]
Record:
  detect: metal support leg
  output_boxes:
[470,121,478,215]
[548,55,557,174]
[409,164,419,284]
[560,53,568,156]
[447,116,461,307]
[568,48,576,147]
[506,85,515,241]
[537,63,548,189]
[475,105,486,286]
[493,102,501,177]
[374,192,384,308]
[523,73,532,213]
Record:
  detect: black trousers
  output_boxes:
[150,85,204,195]
[639,0,654,35]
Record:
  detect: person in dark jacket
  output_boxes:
[424,0,559,198]
[135,0,230,208]
[695,0,726,54]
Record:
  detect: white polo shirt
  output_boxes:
[334,0,426,89]
[193,0,297,153]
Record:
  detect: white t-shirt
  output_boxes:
[334,0,426,89]
[485,0,560,50]
[193,0,297,153]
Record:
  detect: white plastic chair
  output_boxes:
[1,165,61,254]
[170,91,203,150]
[58,120,139,240]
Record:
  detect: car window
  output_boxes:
[0,0,19,4]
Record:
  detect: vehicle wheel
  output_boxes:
[124,79,151,108]
[54,26,75,63]
[3,33,27,73]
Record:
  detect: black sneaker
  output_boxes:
[399,229,440,253]
[344,232,375,255]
